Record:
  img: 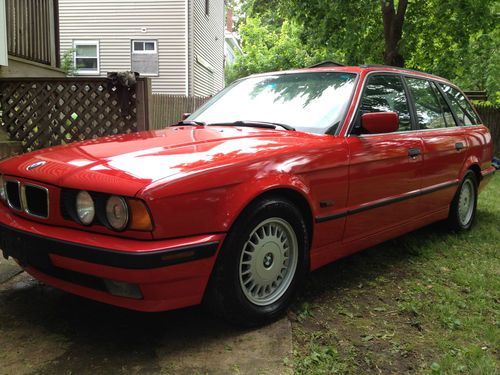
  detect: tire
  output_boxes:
[205,197,309,327]
[447,170,478,231]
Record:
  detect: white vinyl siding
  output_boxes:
[59,0,188,94]
[192,0,224,96]
[0,0,7,66]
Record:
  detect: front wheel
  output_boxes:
[205,197,309,326]
[447,170,478,231]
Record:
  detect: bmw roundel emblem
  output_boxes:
[27,161,46,171]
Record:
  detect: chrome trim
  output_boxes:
[4,178,49,219]
[5,180,22,211]
[21,183,50,219]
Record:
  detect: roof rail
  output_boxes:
[359,64,424,73]
[308,60,345,68]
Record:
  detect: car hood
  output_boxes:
[0,126,328,196]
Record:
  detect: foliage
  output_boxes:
[225,18,331,84]
[228,0,499,102]
[60,48,77,76]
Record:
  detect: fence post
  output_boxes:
[136,77,151,132]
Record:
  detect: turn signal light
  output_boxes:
[127,198,154,231]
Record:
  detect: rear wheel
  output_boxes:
[205,197,309,326]
[447,170,478,231]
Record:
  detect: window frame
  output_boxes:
[404,76,450,131]
[351,72,416,135]
[435,82,482,126]
[131,40,158,55]
[73,40,100,75]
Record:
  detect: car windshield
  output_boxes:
[188,72,358,134]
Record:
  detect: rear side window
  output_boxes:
[438,84,481,126]
[361,75,412,131]
[432,82,456,126]
[405,77,447,129]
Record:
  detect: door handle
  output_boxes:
[455,142,465,151]
[408,148,421,157]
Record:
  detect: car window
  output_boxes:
[432,82,456,126]
[405,77,447,129]
[189,72,358,134]
[438,84,481,126]
[360,75,411,131]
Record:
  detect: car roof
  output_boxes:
[247,65,453,86]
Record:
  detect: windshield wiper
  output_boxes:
[177,120,206,126]
[208,120,295,131]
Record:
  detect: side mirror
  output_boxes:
[181,113,191,121]
[361,112,399,134]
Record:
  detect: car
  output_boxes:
[0,65,495,326]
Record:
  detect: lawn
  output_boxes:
[291,175,499,375]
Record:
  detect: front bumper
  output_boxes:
[0,206,224,312]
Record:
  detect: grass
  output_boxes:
[291,175,499,374]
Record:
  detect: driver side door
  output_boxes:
[344,74,424,243]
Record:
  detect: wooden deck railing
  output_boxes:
[6,0,60,67]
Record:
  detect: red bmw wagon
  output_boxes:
[0,65,495,326]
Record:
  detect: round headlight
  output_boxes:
[106,196,129,231]
[76,190,95,225]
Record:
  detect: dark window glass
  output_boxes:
[431,82,456,126]
[406,77,447,129]
[361,75,411,131]
[145,42,155,51]
[438,84,481,126]
[133,42,143,51]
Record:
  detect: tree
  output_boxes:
[381,0,408,66]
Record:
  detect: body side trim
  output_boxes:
[315,180,458,223]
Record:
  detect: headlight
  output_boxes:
[76,190,95,225]
[106,196,129,231]
[0,175,5,201]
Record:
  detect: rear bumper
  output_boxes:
[0,206,224,312]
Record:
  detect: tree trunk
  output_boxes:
[381,0,408,67]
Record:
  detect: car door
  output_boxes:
[344,74,424,242]
[404,77,468,212]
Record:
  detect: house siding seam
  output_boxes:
[59,0,188,94]
[192,0,224,97]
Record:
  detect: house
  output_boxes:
[58,0,225,96]
[0,0,64,78]
[224,9,242,66]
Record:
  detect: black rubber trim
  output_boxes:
[315,181,459,223]
[0,223,219,269]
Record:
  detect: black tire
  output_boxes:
[205,197,309,327]
[447,170,478,231]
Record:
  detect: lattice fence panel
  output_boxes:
[0,78,139,152]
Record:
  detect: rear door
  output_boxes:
[344,74,424,242]
[404,77,468,212]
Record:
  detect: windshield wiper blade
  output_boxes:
[208,120,295,131]
[177,120,206,126]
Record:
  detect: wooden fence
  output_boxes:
[150,94,209,130]
[6,0,59,67]
[476,105,500,156]
[0,77,149,152]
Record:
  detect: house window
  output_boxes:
[132,40,157,54]
[73,41,99,75]
[131,40,159,76]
